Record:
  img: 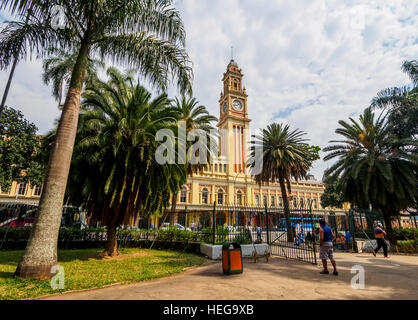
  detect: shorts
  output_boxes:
[319,242,334,260]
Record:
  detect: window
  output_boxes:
[313,199,318,209]
[215,164,218,172]
[209,164,213,171]
[255,194,260,206]
[180,187,187,203]
[271,196,275,207]
[202,188,208,204]
[300,198,304,208]
[278,196,283,207]
[217,189,224,205]
[236,191,242,206]
[223,164,227,172]
[263,195,267,206]
[17,183,27,195]
[293,197,297,207]
[33,185,42,196]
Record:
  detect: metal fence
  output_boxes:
[173,201,319,264]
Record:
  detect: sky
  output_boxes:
[1,0,417,180]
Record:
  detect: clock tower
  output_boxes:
[217,60,251,174]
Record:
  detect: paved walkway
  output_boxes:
[41,253,418,300]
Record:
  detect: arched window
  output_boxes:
[263,195,267,206]
[300,198,304,208]
[17,183,27,195]
[293,197,297,207]
[202,188,208,204]
[33,185,42,196]
[271,195,275,207]
[255,194,260,206]
[236,191,242,206]
[180,187,187,203]
[217,189,224,205]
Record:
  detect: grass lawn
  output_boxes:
[0,248,205,300]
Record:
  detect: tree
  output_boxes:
[320,175,344,209]
[0,0,192,279]
[371,60,418,140]
[66,67,187,256]
[166,96,218,221]
[248,123,313,242]
[323,107,418,244]
[0,106,45,192]
[43,47,105,106]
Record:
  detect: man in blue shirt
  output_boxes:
[319,219,338,275]
[344,229,351,251]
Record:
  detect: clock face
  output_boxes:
[222,102,228,113]
[232,99,243,111]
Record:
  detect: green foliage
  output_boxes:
[42,47,105,106]
[306,145,321,166]
[395,239,417,253]
[392,228,418,241]
[0,227,106,243]
[0,0,193,94]
[0,248,205,300]
[0,106,45,192]
[66,67,188,229]
[320,175,344,209]
[324,107,418,218]
[200,226,230,244]
[249,123,312,186]
[233,232,252,245]
[371,60,418,139]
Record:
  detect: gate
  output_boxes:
[266,202,318,265]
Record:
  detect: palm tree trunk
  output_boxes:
[105,220,119,257]
[0,54,18,116]
[279,178,294,242]
[381,209,396,246]
[15,41,91,279]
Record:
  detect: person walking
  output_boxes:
[319,219,338,275]
[344,229,351,251]
[372,223,388,258]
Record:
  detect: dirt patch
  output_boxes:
[84,250,152,261]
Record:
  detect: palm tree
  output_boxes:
[371,60,418,139]
[67,67,187,256]
[164,96,218,222]
[248,123,312,242]
[323,107,418,244]
[42,47,104,106]
[0,0,192,279]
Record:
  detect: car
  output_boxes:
[160,222,170,230]
[174,223,192,231]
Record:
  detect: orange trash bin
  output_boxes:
[222,242,243,275]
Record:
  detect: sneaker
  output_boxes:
[333,271,338,276]
[372,250,376,257]
[320,270,329,274]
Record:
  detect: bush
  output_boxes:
[200,226,230,244]
[395,239,418,253]
[393,228,418,241]
[233,232,252,245]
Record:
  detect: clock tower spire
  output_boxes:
[217,60,251,174]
